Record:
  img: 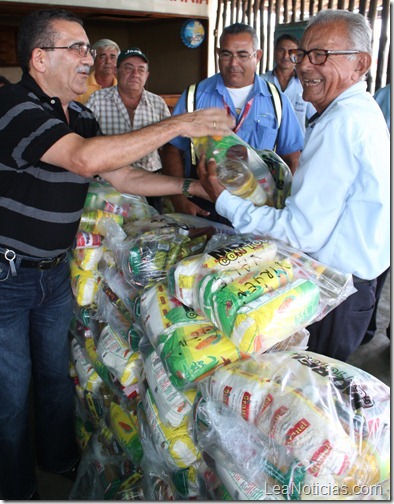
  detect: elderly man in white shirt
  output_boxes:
[198,9,390,362]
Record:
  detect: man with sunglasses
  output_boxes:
[198,10,389,362]
[0,8,234,500]
[162,22,304,222]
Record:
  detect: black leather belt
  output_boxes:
[0,250,67,270]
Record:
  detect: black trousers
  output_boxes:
[306,276,377,362]
[363,267,390,343]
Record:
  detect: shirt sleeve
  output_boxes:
[216,113,360,255]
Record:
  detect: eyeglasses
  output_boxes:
[218,50,257,62]
[288,48,360,65]
[40,43,97,59]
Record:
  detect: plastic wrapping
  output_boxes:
[139,281,206,348]
[138,379,200,470]
[73,246,104,271]
[193,351,390,500]
[169,234,356,355]
[70,259,101,307]
[69,420,143,500]
[85,180,158,221]
[96,324,142,389]
[139,338,196,427]
[192,134,291,208]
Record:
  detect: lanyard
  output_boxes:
[224,96,254,134]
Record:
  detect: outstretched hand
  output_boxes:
[179,108,235,138]
[197,154,226,203]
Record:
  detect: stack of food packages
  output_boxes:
[68,180,390,500]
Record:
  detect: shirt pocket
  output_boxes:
[253,113,278,149]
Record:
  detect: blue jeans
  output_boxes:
[0,255,79,499]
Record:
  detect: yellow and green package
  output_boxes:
[70,337,103,394]
[140,281,206,348]
[198,257,294,336]
[142,386,200,470]
[73,246,104,271]
[96,324,142,388]
[70,259,100,306]
[230,279,320,354]
[141,343,197,427]
[108,401,143,466]
[192,133,277,206]
[79,209,124,233]
[157,322,242,389]
[169,237,278,308]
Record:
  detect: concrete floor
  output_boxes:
[34,273,391,500]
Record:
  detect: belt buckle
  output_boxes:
[37,258,54,270]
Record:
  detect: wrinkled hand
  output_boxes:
[197,155,226,202]
[170,194,210,217]
[179,108,235,138]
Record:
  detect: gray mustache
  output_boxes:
[77,65,90,74]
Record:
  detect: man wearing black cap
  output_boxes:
[86,47,171,210]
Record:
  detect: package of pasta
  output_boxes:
[96,324,142,389]
[139,281,206,348]
[157,322,242,390]
[140,338,197,427]
[192,133,277,206]
[168,234,278,308]
[70,259,101,306]
[73,246,104,271]
[229,278,320,354]
[70,337,103,395]
[141,383,201,470]
[194,351,390,500]
[106,400,143,466]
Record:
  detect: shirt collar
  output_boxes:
[216,73,273,98]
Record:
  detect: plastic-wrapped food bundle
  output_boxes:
[193,351,390,500]
[140,339,197,427]
[106,400,143,466]
[73,246,104,271]
[119,229,209,290]
[70,259,101,306]
[157,322,242,390]
[84,180,158,221]
[139,381,201,470]
[79,209,124,234]
[96,324,142,390]
[192,133,277,206]
[70,420,144,500]
[70,337,103,395]
[256,149,293,209]
[139,281,206,348]
[170,234,355,355]
[168,235,278,307]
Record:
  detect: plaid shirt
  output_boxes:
[86,86,171,171]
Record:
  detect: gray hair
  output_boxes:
[92,38,120,54]
[220,23,259,51]
[306,9,372,55]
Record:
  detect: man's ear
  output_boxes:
[30,48,48,73]
[356,52,372,77]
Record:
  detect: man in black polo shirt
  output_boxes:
[0,8,234,500]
